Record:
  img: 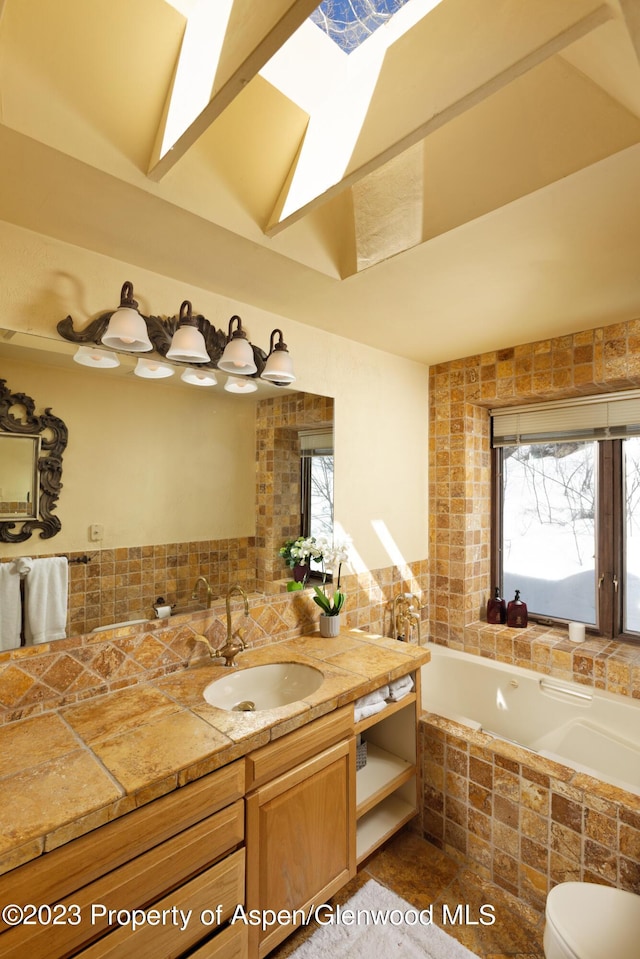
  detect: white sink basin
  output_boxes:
[203,663,324,712]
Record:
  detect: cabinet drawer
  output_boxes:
[77,848,245,958]
[246,705,353,789]
[189,922,248,959]
[0,802,244,959]
[0,759,245,927]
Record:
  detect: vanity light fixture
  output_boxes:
[134,358,174,379]
[181,367,217,387]
[101,282,153,352]
[166,300,210,363]
[261,329,296,384]
[224,375,258,393]
[57,284,296,390]
[217,316,257,375]
[73,346,120,368]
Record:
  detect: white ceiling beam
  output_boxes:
[148,0,318,181]
[267,2,616,235]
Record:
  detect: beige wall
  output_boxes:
[0,220,430,571]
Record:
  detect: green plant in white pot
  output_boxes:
[312,540,349,637]
[312,586,344,637]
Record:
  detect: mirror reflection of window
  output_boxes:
[0,434,40,519]
[300,430,334,574]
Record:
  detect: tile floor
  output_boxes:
[272,829,546,959]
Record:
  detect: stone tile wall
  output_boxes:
[429,318,640,685]
[1,538,257,636]
[454,620,640,698]
[425,319,640,908]
[420,714,640,909]
[0,559,428,726]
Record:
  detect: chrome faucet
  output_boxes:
[191,575,213,609]
[216,583,250,667]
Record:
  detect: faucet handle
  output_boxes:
[234,628,247,650]
[193,634,215,658]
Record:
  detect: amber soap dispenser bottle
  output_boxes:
[487,587,506,625]
[506,589,528,628]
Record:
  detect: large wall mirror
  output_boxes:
[0,377,67,543]
[0,328,333,648]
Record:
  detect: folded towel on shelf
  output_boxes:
[387,675,415,702]
[355,686,389,710]
[354,699,387,723]
[24,556,68,645]
[0,563,22,650]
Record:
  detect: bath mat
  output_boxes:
[287,879,480,959]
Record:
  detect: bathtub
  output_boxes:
[421,643,640,795]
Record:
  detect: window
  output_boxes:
[492,392,640,641]
[300,430,334,574]
[310,0,414,53]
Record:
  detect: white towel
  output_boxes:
[387,675,414,702]
[0,563,22,650]
[12,556,33,577]
[354,699,387,723]
[355,686,389,711]
[24,557,68,645]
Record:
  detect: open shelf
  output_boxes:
[356,793,417,864]
[356,743,415,818]
[354,692,417,734]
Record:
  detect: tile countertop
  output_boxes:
[0,630,429,877]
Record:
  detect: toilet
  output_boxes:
[544,882,640,959]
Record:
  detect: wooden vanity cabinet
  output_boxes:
[245,706,356,959]
[0,760,246,959]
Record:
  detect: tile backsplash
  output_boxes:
[0,559,428,725]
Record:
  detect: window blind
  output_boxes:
[491,390,640,447]
[299,429,333,453]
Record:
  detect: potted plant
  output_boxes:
[279,536,323,590]
[311,540,350,637]
[312,584,345,636]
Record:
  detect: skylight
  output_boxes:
[309,0,413,54]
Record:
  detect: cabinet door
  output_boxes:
[246,738,356,958]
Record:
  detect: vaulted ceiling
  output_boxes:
[1,0,639,364]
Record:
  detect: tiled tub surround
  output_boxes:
[420,712,640,911]
[453,621,640,700]
[0,561,428,725]
[0,629,429,876]
[418,624,640,915]
[425,317,640,910]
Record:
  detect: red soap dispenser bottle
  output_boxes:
[506,589,528,628]
[487,587,506,625]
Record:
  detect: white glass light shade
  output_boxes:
[217,337,257,375]
[102,307,152,352]
[73,346,120,368]
[166,324,209,363]
[134,358,174,379]
[181,367,217,387]
[224,375,258,393]
[261,349,295,384]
